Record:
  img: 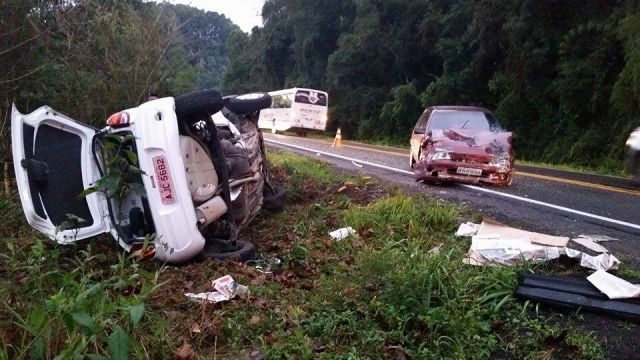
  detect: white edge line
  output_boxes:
[265,139,640,232]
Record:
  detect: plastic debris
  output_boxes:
[578,234,618,242]
[329,227,357,241]
[185,275,249,303]
[455,222,480,237]
[246,257,282,274]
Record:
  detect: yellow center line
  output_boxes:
[516,172,640,196]
[299,138,407,156]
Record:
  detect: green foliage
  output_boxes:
[0,237,167,359]
[363,83,423,142]
[82,134,147,203]
[0,194,28,238]
[343,194,458,242]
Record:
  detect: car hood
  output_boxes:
[429,129,513,156]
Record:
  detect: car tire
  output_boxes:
[225,93,272,115]
[174,89,224,122]
[199,238,256,262]
[505,173,514,186]
[271,120,278,134]
[263,184,286,210]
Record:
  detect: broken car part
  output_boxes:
[515,273,640,323]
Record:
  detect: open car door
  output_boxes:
[11,104,110,244]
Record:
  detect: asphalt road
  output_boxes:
[263,133,640,269]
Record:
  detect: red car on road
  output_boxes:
[409,106,515,186]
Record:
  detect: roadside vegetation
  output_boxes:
[2,150,625,359]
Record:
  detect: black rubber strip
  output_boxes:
[515,273,640,322]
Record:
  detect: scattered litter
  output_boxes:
[246,257,282,274]
[583,253,620,271]
[468,234,561,265]
[316,153,322,156]
[565,248,620,271]
[478,219,569,247]
[587,270,640,299]
[461,219,619,271]
[352,161,363,168]
[329,227,357,241]
[578,234,618,242]
[185,275,249,303]
[213,275,238,298]
[570,237,609,253]
[455,222,480,237]
[184,291,229,303]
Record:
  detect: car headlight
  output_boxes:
[431,151,451,161]
[490,152,510,169]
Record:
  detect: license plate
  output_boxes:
[456,167,482,176]
[153,155,175,205]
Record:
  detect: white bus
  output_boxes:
[258,88,329,134]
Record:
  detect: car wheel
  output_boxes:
[225,93,272,115]
[505,173,514,186]
[199,238,256,262]
[263,184,286,210]
[174,89,224,122]
[271,120,278,134]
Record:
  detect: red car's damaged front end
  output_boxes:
[414,128,514,186]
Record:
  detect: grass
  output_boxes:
[0,150,614,359]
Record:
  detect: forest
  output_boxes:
[3,0,640,173]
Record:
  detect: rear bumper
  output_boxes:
[111,100,206,263]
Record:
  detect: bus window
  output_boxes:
[295,90,327,106]
[272,92,293,108]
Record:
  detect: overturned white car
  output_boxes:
[12,89,285,263]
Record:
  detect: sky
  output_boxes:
[166,0,266,33]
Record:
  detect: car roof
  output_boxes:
[427,105,492,112]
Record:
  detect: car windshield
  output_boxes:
[428,110,502,132]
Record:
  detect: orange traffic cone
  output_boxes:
[332,127,343,148]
